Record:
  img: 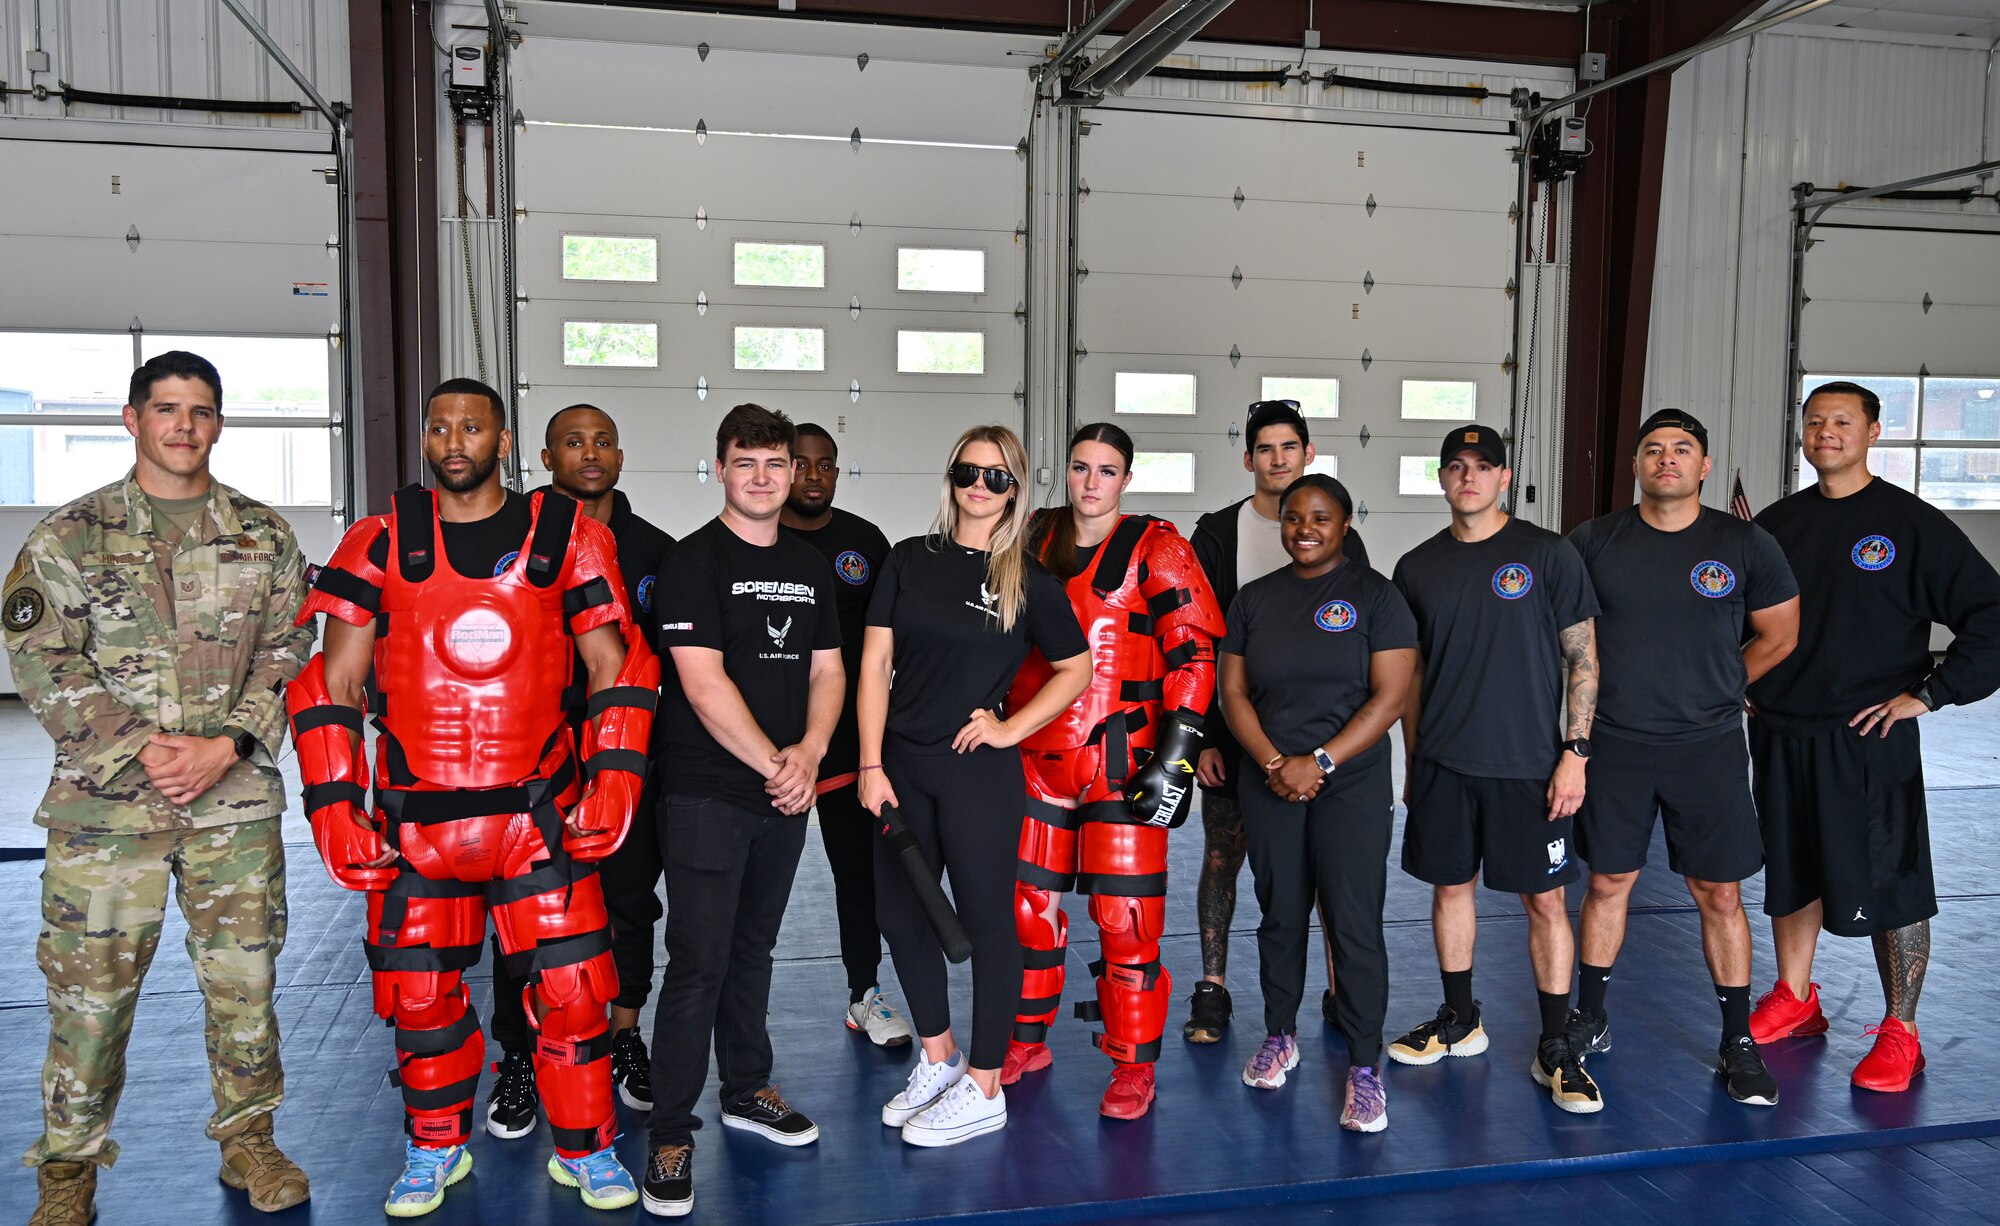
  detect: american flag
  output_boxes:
[1729,469,1753,520]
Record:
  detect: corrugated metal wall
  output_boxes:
[1644,26,1999,512]
[0,0,348,130]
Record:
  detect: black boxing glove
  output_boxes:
[1125,710,1203,829]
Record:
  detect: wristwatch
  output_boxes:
[1312,748,1337,775]
[1913,685,1936,712]
[226,727,258,761]
[1562,738,1592,760]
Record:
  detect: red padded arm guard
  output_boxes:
[296,516,388,629]
[1141,529,1227,716]
[565,617,661,862]
[285,654,395,890]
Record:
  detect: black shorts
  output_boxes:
[1401,757,1577,895]
[1749,718,1935,937]
[1576,726,1763,882]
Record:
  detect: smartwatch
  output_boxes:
[1914,684,1937,712]
[1312,748,1336,775]
[1562,738,1592,760]
[226,728,258,761]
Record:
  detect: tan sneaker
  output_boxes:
[29,1160,96,1226]
[218,1115,311,1212]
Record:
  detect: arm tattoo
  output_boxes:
[1558,619,1598,740]
[1871,920,1930,1024]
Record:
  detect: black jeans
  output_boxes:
[875,737,1025,1071]
[647,794,808,1148]
[815,781,884,996]
[1240,744,1394,1066]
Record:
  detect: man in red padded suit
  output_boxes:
[287,379,658,1218]
[1001,423,1227,1119]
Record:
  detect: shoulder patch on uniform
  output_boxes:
[4,557,26,588]
[4,585,45,633]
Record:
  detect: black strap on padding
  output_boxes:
[1074,999,1104,1022]
[1118,679,1165,703]
[377,761,574,827]
[292,704,364,736]
[400,1074,481,1111]
[364,939,484,974]
[563,576,615,620]
[396,1007,482,1056]
[1147,585,1194,619]
[585,686,659,720]
[1013,1020,1050,1043]
[403,1107,473,1142]
[1089,515,1156,595]
[1021,945,1066,971]
[1095,1033,1164,1063]
[586,748,649,781]
[391,485,436,583]
[1164,640,1202,668]
[1015,861,1076,893]
[501,928,613,981]
[1074,869,1169,898]
[312,566,381,614]
[1022,792,1079,831]
[525,490,579,589]
[535,1028,615,1067]
[302,780,366,813]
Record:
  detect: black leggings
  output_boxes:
[875,737,1025,1071]
[816,781,885,996]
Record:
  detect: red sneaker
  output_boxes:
[1852,1018,1925,1092]
[1099,1063,1156,1119]
[999,1040,1052,1086]
[1749,981,1829,1044]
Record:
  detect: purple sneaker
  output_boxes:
[1341,1065,1387,1132]
[1242,1034,1300,1090]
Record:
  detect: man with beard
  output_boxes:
[484,403,676,1140]
[290,379,658,1215]
[777,422,911,1046]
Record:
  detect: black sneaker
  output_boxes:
[1532,1034,1605,1114]
[1321,988,1338,1026]
[1566,1006,1612,1055]
[612,1027,654,1111]
[720,1085,820,1146]
[641,1143,693,1217]
[1181,982,1232,1044]
[1718,1034,1779,1106]
[485,1048,538,1139]
[1387,1002,1490,1066]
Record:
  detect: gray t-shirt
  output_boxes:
[1570,505,1797,744]
[1221,559,1417,772]
[1236,499,1292,591]
[1392,516,1600,780]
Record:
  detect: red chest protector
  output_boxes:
[375,487,581,788]
[1013,515,1179,754]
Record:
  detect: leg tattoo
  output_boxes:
[1197,797,1248,980]
[1871,920,1930,1025]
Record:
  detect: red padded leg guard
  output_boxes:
[1087,893,1172,1065]
[388,978,485,1147]
[1014,884,1067,1043]
[494,872,618,1158]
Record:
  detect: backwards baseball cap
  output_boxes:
[1439,423,1507,468]
[1244,400,1310,451]
[1636,408,1709,453]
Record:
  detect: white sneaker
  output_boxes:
[900,1077,1007,1148]
[882,1049,967,1126]
[847,987,916,1048]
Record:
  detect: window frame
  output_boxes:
[731,239,829,290]
[1399,378,1479,422]
[895,245,989,296]
[560,318,662,369]
[1797,373,2000,511]
[895,329,988,376]
[1112,370,1199,417]
[732,324,828,373]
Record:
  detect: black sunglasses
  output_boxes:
[949,463,1018,495]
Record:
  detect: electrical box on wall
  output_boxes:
[1559,116,1587,154]
[448,44,495,124]
[452,45,487,90]
[1578,52,1606,83]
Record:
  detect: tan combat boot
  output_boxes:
[28,1160,96,1226]
[218,1114,311,1212]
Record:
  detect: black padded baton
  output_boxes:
[878,804,973,964]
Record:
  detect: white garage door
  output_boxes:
[1797,223,2000,563]
[1076,108,1518,570]
[510,38,1027,541]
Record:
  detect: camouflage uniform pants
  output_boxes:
[25,819,288,1168]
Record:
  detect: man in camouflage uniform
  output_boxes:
[3,350,315,1224]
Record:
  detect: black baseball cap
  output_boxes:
[1636,408,1708,453]
[1439,423,1506,468]
[1245,400,1310,451]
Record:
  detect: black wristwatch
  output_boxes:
[226,727,258,761]
[1562,738,1592,760]
[1913,685,1936,712]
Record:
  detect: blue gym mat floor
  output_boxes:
[1,700,1997,1223]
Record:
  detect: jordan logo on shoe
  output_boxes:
[1853,907,1866,922]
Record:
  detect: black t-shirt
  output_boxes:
[1749,478,2000,732]
[1392,516,1600,779]
[534,488,675,740]
[866,535,1087,753]
[435,489,534,579]
[780,506,891,779]
[1220,559,1417,771]
[655,518,842,810]
[1570,505,1796,744]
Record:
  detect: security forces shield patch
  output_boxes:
[1852,535,1895,571]
[1691,560,1736,598]
[1315,599,1357,632]
[1492,563,1534,600]
[835,550,870,585]
[4,586,44,633]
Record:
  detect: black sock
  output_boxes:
[1578,963,1613,1020]
[1538,990,1571,1042]
[1441,969,1475,1021]
[850,985,873,1006]
[1717,983,1751,1043]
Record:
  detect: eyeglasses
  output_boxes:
[948,463,1018,494]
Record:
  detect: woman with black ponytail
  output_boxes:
[998,423,1228,1121]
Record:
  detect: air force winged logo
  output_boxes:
[767,615,793,650]
[1492,563,1534,600]
[965,581,1002,619]
[1691,560,1736,598]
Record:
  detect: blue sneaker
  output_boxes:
[384,1142,472,1218]
[548,1145,640,1211]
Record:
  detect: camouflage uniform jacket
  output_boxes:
[2,469,313,834]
